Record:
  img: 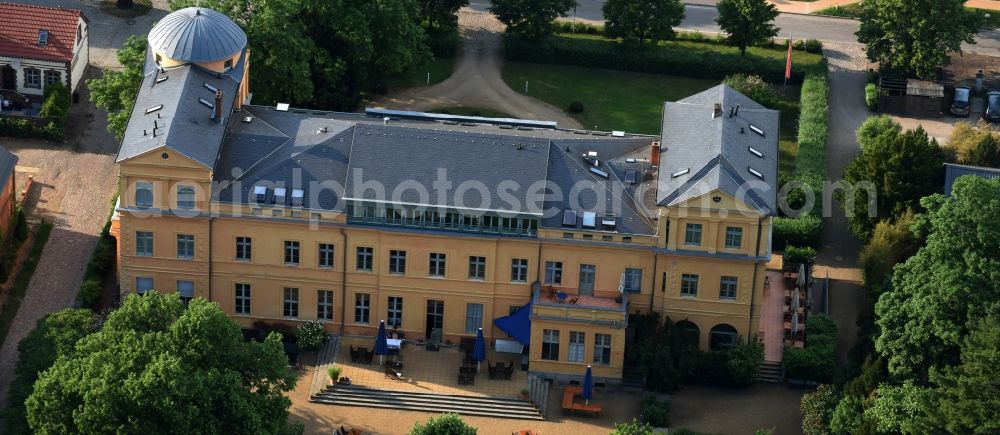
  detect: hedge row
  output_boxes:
[774,215,823,250]
[0,83,70,141]
[793,72,830,207]
[77,193,119,308]
[784,314,837,383]
[549,21,825,54]
[505,34,819,84]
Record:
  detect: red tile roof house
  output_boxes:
[0,2,89,110]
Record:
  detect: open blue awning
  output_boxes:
[493,302,531,346]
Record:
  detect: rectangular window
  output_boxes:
[389,250,407,274]
[136,277,153,294]
[429,252,446,277]
[725,226,743,249]
[234,283,250,315]
[135,181,153,209]
[594,333,612,365]
[284,240,300,265]
[387,296,403,328]
[44,70,61,86]
[510,258,528,282]
[318,290,334,321]
[177,185,195,209]
[355,293,371,323]
[568,331,585,363]
[681,274,699,297]
[720,276,738,300]
[542,329,560,361]
[283,287,299,318]
[177,280,194,306]
[684,223,703,246]
[136,231,153,256]
[623,268,643,293]
[176,234,194,259]
[544,261,563,285]
[318,243,334,268]
[465,303,484,333]
[24,68,40,88]
[356,247,373,271]
[468,256,486,280]
[235,237,251,261]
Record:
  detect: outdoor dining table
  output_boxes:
[386,338,403,350]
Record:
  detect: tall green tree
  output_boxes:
[714,0,779,56]
[417,0,469,30]
[839,119,944,240]
[856,0,980,79]
[409,412,476,435]
[489,0,577,41]
[602,0,685,47]
[927,313,1000,433]
[800,384,840,435]
[3,309,97,435]
[87,35,147,140]
[25,293,299,434]
[875,176,1000,380]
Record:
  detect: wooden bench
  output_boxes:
[561,385,602,416]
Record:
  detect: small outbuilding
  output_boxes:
[877,74,944,117]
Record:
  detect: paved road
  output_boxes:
[470,1,1000,55]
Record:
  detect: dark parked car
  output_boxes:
[984,91,1000,122]
[951,85,971,117]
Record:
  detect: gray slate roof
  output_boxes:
[0,145,17,193]
[115,46,246,168]
[212,106,658,234]
[657,84,779,215]
[944,163,1000,195]
[147,7,247,63]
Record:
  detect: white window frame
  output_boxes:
[355,293,371,324]
[720,276,738,300]
[724,226,743,249]
[623,268,643,292]
[176,185,196,210]
[387,296,403,328]
[429,252,446,277]
[465,303,483,334]
[511,258,528,282]
[234,283,251,315]
[544,261,563,285]
[594,333,612,365]
[389,250,406,274]
[684,223,703,246]
[176,234,194,259]
[681,273,699,297]
[24,68,40,88]
[318,290,334,321]
[235,237,251,261]
[356,247,373,271]
[568,331,585,363]
[542,329,560,361]
[468,256,486,280]
[284,240,300,265]
[318,243,334,268]
[283,287,299,318]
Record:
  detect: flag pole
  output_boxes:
[784,32,792,93]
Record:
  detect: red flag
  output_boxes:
[785,38,793,81]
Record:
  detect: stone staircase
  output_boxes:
[621,366,645,391]
[311,385,545,420]
[758,361,784,383]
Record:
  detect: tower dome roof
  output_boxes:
[147,7,247,64]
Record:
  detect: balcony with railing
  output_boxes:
[346,201,539,238]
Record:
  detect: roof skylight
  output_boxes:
[748,146,763,158]
[671,168,690,178]
[145,104,163,114]
[748,167,764,179]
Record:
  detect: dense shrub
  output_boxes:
[568,101,585,113]
[505,34,821,84]
[692,350,730,385]
[784,245,817,265]
[76,194,118,308]
[612,419,655,435]
[785,315,838,383]
[553,20,604,35]
[945,120,1000,167]
[858,213,916,292]
[726,343,764,386]
[793,39,824,54]
[39,83,70,132]
[409,412,476,435]
[14,206,27,242]
[723,74,778,108]
[0,83,71,141]
[78,279,102,307]
[639,394,670,427]
[801,384,840,435]
[865,83,878,111]
[295,320,328,350]
[773,215,822,249]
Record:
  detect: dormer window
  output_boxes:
[37,29,48,45]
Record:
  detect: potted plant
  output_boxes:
[520,387,530,400]
[328,366,342,385]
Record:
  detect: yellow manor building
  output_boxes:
[111,8,779,383]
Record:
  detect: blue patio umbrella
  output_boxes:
[473,328,486,372]
[582,365,594,405]
[374,320,389,365]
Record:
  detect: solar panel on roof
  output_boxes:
[582,211,597,228]
[562,210,577,227]
[625,169,637,184]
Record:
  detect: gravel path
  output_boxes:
[375,10,583,129]
[815,42,870,364]
[0,0,169,415]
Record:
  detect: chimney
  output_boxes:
[734,104,740,117]
[651,141,661,167]
[214,90,223,122]
[713,103,722,118]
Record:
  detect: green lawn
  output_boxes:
[427,106,515,118]
[502,62,802,177]
[386,56,457,91]
[503,62,717,134]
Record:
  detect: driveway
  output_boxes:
[0,0,170,415]
[375,10,583,128]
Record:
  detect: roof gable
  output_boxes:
[0,2,83,62]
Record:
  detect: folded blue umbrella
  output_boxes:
[582,365,593,404]
[374,320,388,365]
[473,328,486,372]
